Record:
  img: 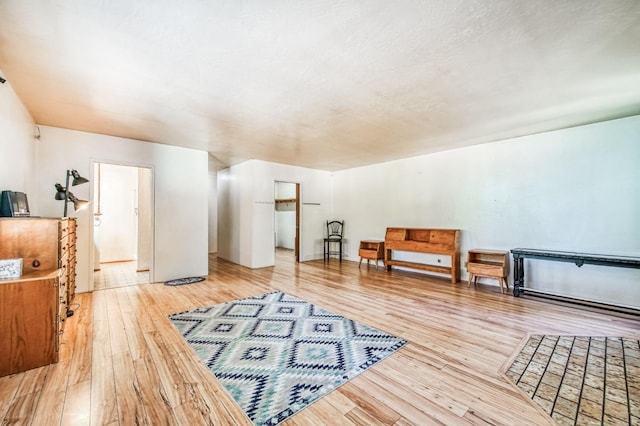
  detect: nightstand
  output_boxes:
[467,249,508,293]
[359,240,385,270]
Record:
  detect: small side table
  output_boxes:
[359,240,385,270]
[466,249,508,293]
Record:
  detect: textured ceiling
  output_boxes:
[1,1,639,171]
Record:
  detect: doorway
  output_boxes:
[274,181,300,263]
[92,162,153,290]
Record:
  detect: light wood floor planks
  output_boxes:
[1,250,639,425]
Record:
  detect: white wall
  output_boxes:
[275,181,296,249]
[217,162,253,266]
[218,160,331,268]
[0,72,36,209]
[137,167,152,271]
[208,155,220,253]
[333,115,640,308]
[36,126,209,292]
[98,163,138,262]
[275,181,296,199]
[275,208,296,249]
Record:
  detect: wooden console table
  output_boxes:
[511,248,640,297]
[385,227,460,283]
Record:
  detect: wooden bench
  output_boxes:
[384,227,460,283]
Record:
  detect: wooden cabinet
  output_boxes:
[0,217,77,377]
[0,270,60,376]
[359,240,385,269]
[466,249,508,293]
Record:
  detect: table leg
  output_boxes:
[513,256,524,296]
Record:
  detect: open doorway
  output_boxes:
[93,162,153,290]
[274,181,300,263]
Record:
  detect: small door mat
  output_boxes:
[503,335,640,425]
[164,276,206,286]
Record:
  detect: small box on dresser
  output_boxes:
[0,258,22,278]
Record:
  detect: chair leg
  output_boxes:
[339,242,343,261]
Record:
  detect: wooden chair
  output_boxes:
[323,220,344,261]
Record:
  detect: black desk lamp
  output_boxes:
[54,169,90,216]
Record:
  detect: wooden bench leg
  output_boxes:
[498,277,504,294]
[504,276,509,292]
[359,257,363,269]
[467,274,473,288]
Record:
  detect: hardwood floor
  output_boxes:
[1,250,638,425]
[93,261,150,291]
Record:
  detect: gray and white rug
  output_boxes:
[168,291,407,425]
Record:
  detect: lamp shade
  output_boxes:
[73,198,90,211]
[71,170,89,186]
[54,183,66,200]
[66,192,90,212]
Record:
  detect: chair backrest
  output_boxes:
[327,220,344,238]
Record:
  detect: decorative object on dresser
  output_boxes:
[323,220,344,261]
[358,240,385,269]
[0,258,22,278]
[54,169,90,216]
[0,217,78,377]
[466,249,509,293]
[0,190,31,217]
[384,227,461,283]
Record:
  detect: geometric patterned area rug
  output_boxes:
[168,291,407,425]
[504,335,640,426]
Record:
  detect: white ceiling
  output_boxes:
[1,1,639,171]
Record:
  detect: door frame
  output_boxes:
[295,183,300,262]
[88,159,155,290]
[274,180,301,263]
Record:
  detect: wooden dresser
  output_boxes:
[0,217,77,377]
